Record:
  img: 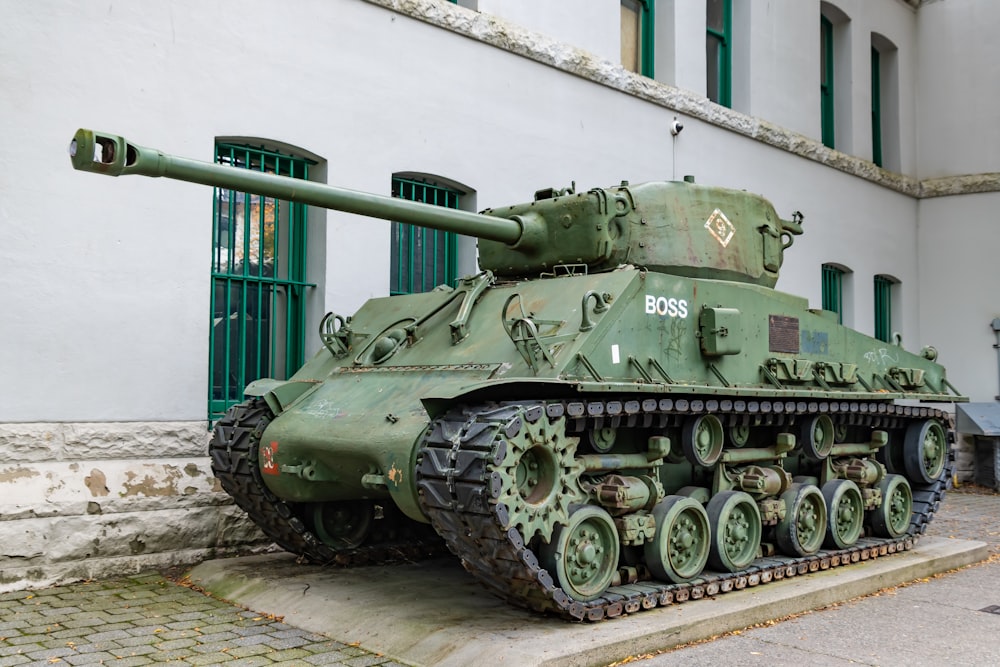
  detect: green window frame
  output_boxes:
[707,0,732,107]
[821,264,844,324]
[871,46,883,167]
[821,15,835,149]
[209,143,315,421]
[874,275,893,342]
[390,177,461,295]
[621,0,655,78]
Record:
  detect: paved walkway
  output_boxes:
[0,575,406,666]
[1,487,997,666]
[629,485,1000,666]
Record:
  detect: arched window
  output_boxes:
[706,0,732,107]
[820,3,851,150]
[621,0,654,77]
[209,142,316,421]
[390,176,464,295]
[871,33,900,170]
[874,274,899,342]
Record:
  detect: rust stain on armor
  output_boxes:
[0,466,40,483]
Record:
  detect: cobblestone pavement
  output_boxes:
[924,485,1000,551]
[0,573,408,666]
[2,488,997,666]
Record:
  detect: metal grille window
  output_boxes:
[874,275,893,342]
[209,143,315,421]
[621,0,654,78]
[707,0,732,107]
[390,177,461,295]
[822,264,844,324]
[821,15,835,149]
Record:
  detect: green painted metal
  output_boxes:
[70,128,967,612]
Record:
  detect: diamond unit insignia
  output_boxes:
[705,208,735,248]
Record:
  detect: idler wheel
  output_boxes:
[821,479,864,549]
[800,414,835,461]
[311,500,375,549]
[541,505,620,602]
[645,495,710,583]
[869,474,913,538]
[904,419,947,484]
[775,483,828,556]
[682,414,725,467]
[707,490,762,572]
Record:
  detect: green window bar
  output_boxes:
[821,15,835,149]
[874,275,892,343]
[821,264,843,324]
[390,177,460,295]
[621,0,655,78]
[871,46,883,167]
[209,143,316,422]
[707,0,732,107]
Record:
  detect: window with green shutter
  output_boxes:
[621,0,654,78]
[707,0,732,107]
[209,144,314,421]
[871,45,883,167]
[874,275,893,342]
[390,177,461,295]
[822,264,844,324]
[820,15,835,149]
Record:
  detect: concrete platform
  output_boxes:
[187,537,987,667]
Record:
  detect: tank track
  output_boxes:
[415,397,954,621]
[209,398,447,566]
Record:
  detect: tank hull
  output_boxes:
[211,268,961,618]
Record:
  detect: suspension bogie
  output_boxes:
[507,398,949,603]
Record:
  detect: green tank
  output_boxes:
[70,128,965,620]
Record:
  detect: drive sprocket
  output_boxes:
[490,405,586,544]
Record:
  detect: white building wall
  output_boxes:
[916,0,1000,179]
[477,0,620,63]
[918,192,1000,403]
[1,0,997,588]
[734,0,818,139]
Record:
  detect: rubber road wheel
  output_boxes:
[707,490,762,572]
[645,496,710,583]
[776,483,828,556]
[541,505,620,601]
[821,479,864,549]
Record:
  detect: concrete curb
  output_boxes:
[187,536,987,667]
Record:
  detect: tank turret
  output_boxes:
[69,128,963,622]
[71,128,800,286]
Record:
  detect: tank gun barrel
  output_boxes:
[68,129,523,245]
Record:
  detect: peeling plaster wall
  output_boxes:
[0,422,270,592]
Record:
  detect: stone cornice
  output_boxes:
[365,0,996,200]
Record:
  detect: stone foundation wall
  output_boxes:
[0,421,272,592]
[954,434,977,485]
